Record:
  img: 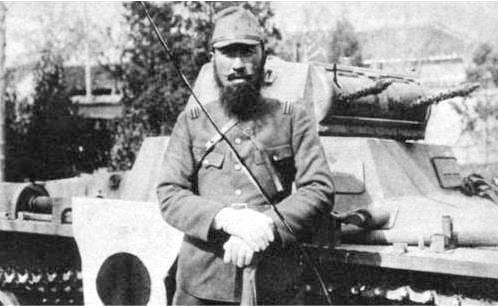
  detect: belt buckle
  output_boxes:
[231,203,248,210]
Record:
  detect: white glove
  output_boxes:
[214,206,275,252]
[223,236,255,268]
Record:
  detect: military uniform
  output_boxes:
[157,97,335,303]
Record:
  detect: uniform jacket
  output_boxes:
[157,97,335,302]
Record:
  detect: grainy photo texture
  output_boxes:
[0,2,497,305]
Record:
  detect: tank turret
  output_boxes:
[314,62,479,140]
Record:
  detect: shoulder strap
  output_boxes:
[192,118,239,175]
[186,103,201,119]
[282,101,294,115]
[186,99,216,120]
[204,118,239,152]
[242,130,284,194]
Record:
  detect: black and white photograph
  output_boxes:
[0,1,497,305]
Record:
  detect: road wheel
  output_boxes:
[0,290,20,305]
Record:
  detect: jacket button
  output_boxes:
[235,189,242,196]
[244,128,254,136]
[235,138,242,144]
[234,164,241,171]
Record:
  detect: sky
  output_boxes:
[5,2,498,67]
[273,2,498,37]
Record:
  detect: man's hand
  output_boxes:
[223,236,256,268]
[214,206,275,252]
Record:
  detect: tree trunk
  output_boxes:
[0,2,7,181]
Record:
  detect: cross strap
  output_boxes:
[193,119,239,174]
[240,127,285,194]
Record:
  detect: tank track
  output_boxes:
[302,248,498,305]
[0,232,82,305]
[0,265,82,305]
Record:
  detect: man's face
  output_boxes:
[212,43,265,120]
[212,43,264,89]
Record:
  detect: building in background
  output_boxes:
[7,64,124,120]
[66,65,123,120]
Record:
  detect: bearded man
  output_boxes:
[157,6,335,305]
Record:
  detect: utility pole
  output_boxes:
[0,2,7,181]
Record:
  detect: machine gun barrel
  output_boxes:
[413,83,480,107]
[337,79,393,103]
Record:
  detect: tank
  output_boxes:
[0,56,494,305]
[0,139,179,305]
[262,59,496,305]
[0,170,128,305]
[187,57,497,305]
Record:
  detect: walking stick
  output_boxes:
[240,266,257,306]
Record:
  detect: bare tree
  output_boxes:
[0,2,6,180]
[9,2,126,66]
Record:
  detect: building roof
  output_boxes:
[7,63,124,119]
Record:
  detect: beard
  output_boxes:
[214,64,265,121]
[220,81,264,121]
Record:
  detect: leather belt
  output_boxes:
[231,203,273,213]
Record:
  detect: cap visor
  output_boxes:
[212,38,260,49]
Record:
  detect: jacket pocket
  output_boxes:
[254,144,293,165]
[201,150,224,169]
[266,144,293,162]
[266,144,296,187]
[193,146,225,169]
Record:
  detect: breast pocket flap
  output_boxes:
[267,144,293,162]
[202,151,224,169]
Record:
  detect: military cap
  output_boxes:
[211,6,264,49]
